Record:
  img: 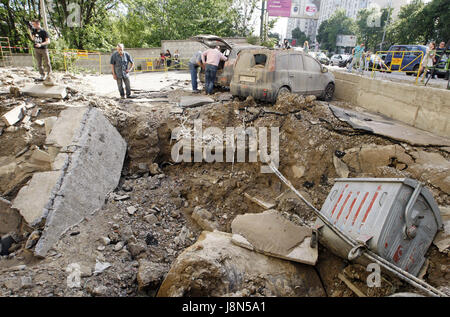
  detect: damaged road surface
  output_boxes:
[0,67,449,297]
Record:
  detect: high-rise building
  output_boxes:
[287,17,318,43]
[315,0,410,37]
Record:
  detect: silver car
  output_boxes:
[230,49,335,103]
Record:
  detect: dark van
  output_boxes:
[384,45,427,75]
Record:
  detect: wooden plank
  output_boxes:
[338,273,367,297]
[244,193,276,210]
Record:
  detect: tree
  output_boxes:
[317,10,356,52]
[291,27,309,46]
[356,7,391,51]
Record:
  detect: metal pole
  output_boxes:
[260,0,266,42]
[380,0,392,51]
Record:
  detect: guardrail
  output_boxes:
[63,49,102,74]
[133,57,189,73]
[371,50,424,84]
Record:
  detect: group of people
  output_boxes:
[420,41,448,82]
[347,43,369,74]
[159,49,181,69]
[188,46,227,95]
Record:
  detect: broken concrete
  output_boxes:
[178,96,214,108]
[330,105,450,147]
[0,198,22,235]
[157,231,325,297]
[231,210,318,265]
[12,171,61,226]
[2,105,25,126]
[22,84,67,100]
[191,207,219,232]
[333,156,350,178]
[11,107,127,257]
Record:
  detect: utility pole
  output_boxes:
[260,0,266,42]
[380,0,392,51]
[40,0,49,31]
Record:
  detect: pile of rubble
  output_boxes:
[0,67,449,297]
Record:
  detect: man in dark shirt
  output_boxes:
[110,44,134,99]
[28,19,52,80]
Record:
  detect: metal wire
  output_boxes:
[269,163,447,297]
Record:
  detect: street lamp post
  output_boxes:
[40,0,49,31]
[380,0,392,51]
[260,0,266,42]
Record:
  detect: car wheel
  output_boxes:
[276,86,291,101]
[321,83,335,101]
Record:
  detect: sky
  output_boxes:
[254,0,432,40]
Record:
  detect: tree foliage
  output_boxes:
[291,27,309,46]
[355,7,391,51]
[317,9,356,52]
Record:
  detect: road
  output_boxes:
[328,65,449,90]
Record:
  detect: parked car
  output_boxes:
[309,52,330,65]
[191,35,263,87]
[330,54,343,66]
[230,49,335,103]
[384,45,427,75]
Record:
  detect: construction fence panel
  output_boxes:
[371,50,424,84]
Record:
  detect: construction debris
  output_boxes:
[22,84,67,100]
[243,193,276,210]
[157,231,326,297]
[231,210,318,265]
[2,105,25,126]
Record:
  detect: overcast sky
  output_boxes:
[255,0,432,40]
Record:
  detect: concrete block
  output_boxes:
[33,107,126,257]
[44,117,58,137]
[2,105,25,126]
[22,84,67,99]
[0,198,22,235]
[12,171,61,226]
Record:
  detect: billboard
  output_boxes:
[336,35,357,47]
[267,0,292,17]
[291,0,321,19]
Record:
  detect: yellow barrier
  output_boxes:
[371,50,424,84]
[133,57,190,73]
[63,49,102,74]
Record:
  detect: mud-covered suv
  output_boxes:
[192,35,263,88]
[230,49,335,103]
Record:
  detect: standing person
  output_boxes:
[189,50,202,93]
[174,49,180,68]
[159,52,166,69]
[347,43,365,73]
[364,50,372,72]
[201,46,227,95]
[420,42,436,83]
[283,39,291,49]
[27,19,52,80]
[303,41,310,54]
[165,50,172,68]
[110,44,134,99]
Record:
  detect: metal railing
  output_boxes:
[371,50,424,84]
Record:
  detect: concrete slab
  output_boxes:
[34,107,126,257]
[2,105,25,126]
[0,198,22,235]
[12,171,61,226]
[22,84,67,99]
[231,210,318,265]
[329,105,450,147]
[46,108,87,149]
[179,96,214,108]
[244,193,276,210]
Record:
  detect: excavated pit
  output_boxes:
[0,67,449,297]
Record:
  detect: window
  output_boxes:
[303,55,321,72]
[254,54,267,67]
